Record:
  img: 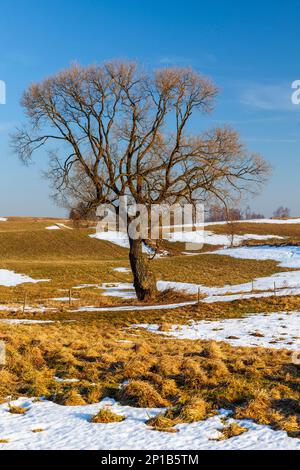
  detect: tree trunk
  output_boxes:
[129,237,157,301]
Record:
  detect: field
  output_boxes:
[0,217,300,449]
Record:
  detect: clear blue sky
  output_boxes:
[1,0,300,217]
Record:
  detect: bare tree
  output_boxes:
[273,206,290,219]
[12,61,270,300]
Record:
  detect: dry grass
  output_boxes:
[91,408,125,423]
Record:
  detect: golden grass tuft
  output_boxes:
[146,413,178,433]
[54,389,86,406]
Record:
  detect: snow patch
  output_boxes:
[0,397,299,450]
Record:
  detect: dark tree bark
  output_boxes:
[128,237,157,301]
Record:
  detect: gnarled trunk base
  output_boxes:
[129,238,157,301]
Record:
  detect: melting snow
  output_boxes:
[0,270,49,287]
[45,225,60,230]
[113,267,130,273]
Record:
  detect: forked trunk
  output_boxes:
[128,237,157,301]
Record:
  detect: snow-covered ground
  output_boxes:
[72,300,197,313]
[113,267,130,273]
[0,269,49,287]
[45,225,60,230]
[134,311,300,351]
[0,397,299,450]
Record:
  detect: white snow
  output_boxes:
[90,231,129,248]
[54,377,79,383]
[154,245,300,303]
[90,229,282,249]
[50,297,78,302]
[0,269,49,287]
[134,311,300,351]
[215,245,300,269]
[0,319,55,325]
[0,397,299,450]
[90,231,157,255]
[100,283,136,299]
[0,217,8,222]
[45,225,60,230]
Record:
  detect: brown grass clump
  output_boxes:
[32,428,45,433]
[216,422,248,440]
[119,380,170,408]
[146,413,178,433]
[201,341,225,359]
[8,404,27,415]
[0,439,9,444]
[91,408,125,423]
[181,358,209,389]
